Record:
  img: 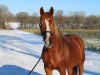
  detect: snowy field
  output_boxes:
[0,30,100,75]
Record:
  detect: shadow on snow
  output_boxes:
[0,65,42,75]
[84,70,100,75]
[0,35,44,58]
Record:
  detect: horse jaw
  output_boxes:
[45,19,51,48]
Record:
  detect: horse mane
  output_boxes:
[53,22,63,39]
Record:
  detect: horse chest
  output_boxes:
[42,49,60,69]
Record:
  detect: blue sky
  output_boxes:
[0,0,100,16]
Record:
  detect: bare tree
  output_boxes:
[16,12,29,29]
[31,12,39,28]
[0,4,9,29]
[7,12,15,22]
[68,11,85,29]
[97,16,100,29]
[86,15,98,29]
[55,10,64,28]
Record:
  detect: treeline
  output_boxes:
[0,4,39,29]
[55,10,100,29]
[0,4,100,29]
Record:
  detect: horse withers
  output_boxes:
[39,7,85,75]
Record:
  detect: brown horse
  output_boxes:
[39,7,85,75]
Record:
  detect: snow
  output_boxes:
[0,30,100,75]
[5,22,19,29]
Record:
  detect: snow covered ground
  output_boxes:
[5,22,20,29]
[0,30,100,75]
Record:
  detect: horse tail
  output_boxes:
[72,65,78,75]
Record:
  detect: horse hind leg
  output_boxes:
[78,62,84,75]
[72,65,78,75]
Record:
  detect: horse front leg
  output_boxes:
[59,68,66,75]
[68,68,73,75]
[44,67,52,75]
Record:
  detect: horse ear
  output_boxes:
[50,7,54,15]
[40,7,44,15]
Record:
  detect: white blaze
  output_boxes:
[45,19,51,48]
[45,19,50,31]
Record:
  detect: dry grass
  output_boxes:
[21,28,100,34]
[21,28,100,53]
[61,29,100,33]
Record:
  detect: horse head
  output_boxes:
[39,7,55,48]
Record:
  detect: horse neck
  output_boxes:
[51,23,63,42]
